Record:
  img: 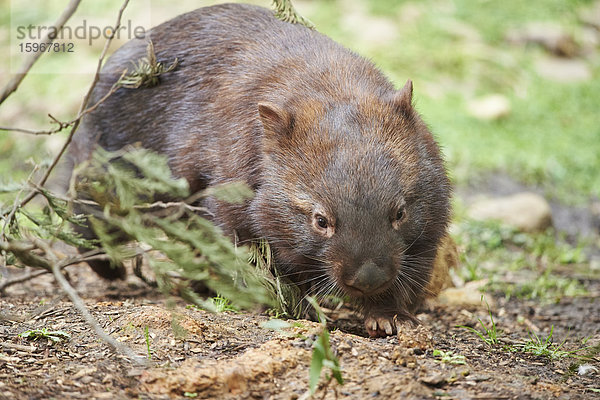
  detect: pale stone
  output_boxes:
[468,192,553,232]
[437,280,494,307]
[535,57,592,83]
[341,14,398,46]
[467,94,511,120]
[506,22,579,57]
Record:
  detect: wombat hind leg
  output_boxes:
[86,258,126,280]
[71,209,127,280]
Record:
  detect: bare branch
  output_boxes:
[0,268,49,294]
[0,0,147,367]
[18,0,132,210]
[32,239,148,365]
[0,0,83,104]
[0,248,108,293]
[0,240,52,271]
[0,69,126,137]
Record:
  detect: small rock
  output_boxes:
[535,57,592,83]
[579,1,600,31]
[420,373,447,387]
[391,347,416,367]
[578,364,598,376]
[396,324,433,351]
[341,13,397,46]
[72,367,97,379]
[438,280,494,307]
[467,95,511,120]
[465,374,492,382]
[506,23,579,57]
[468,192,553,232]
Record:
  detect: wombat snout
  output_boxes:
[341,259,396,296]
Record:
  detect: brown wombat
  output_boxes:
[68,3,451,337]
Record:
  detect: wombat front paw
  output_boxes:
[364,315,395,337]
[365,313,419,338]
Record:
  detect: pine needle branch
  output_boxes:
[15,0,132,210]
[272,0,315,29]
[117,41,179,89]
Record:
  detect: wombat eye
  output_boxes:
[316,215,328,229]
[396,207,405,221]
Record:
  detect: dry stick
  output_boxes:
[0,240,52,271]
[17,0,132,211]
[0,250,109,293]
[30,238,146,365]
[0,0,83,104]
[1,0,144,365]
[50,257,147,365]
[0,124,65,135]
[0,70,125,136]
[0,268,48,293]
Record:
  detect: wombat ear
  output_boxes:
[258,102,294,135]
[392,79,413,111]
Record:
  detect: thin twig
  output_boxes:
[0,125,65,135]
[33,239,147,365]
[17,0,132,210]
[0,268,49,294]
[2,166,39,239]
[0,78,124,136]
[133,200,210,214]
[51,260,147,365]
[0,342,37,352]
[0,0,83,104]
[0,248,108,293]
[0,240,52,271]
[27,181,99,207]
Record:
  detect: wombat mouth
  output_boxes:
[340,278,396,298]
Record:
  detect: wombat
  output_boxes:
[68,3,451,337]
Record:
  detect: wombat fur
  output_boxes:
[68,3,451,337]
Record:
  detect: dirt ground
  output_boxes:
[1,256,599,400]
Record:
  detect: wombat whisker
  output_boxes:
[403,247,438,258]
[300,254,329,264]
[401,223,428,255]
[398,273,425,295]
[398,263,428,285]
[401,259,431,273]
[392,277,413,302]
[314,280,339,301]
[293,274,331,287]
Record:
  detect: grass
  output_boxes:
[19,328,71,343]
[310,0,600,203]
[306,297,343,395]
[460,304,592,361]
[453,219,590,301]
[208,294,238,313]
[144,326,152,359]
[512,326,589,360]
[433,349,467,365]
[2,0,599,203]
[460,305,590,364]
[458,298,500,348]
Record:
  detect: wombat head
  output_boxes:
[251,81,451,312]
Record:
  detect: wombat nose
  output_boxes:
[345,260,389,294]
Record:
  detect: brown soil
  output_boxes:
[1,260,599,400]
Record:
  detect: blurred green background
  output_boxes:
[0,0,599,203]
